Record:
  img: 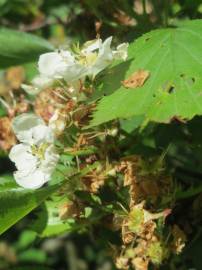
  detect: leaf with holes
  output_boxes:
[90,19,202,127]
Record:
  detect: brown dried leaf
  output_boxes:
[122,70,150,89]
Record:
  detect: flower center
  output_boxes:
[79,52,98,66]
[31,143,49,160]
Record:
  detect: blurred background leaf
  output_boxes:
[0,28,53,68]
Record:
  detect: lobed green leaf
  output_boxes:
[90,19,202,127]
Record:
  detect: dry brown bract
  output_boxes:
[82,168,106,193]
[171,225,186,254]
[0,117,16,151]
[59,201,81,220]
[132,257,149,270]
[34,87,73,122]
[6,67,25,90]
[122,70,150,89]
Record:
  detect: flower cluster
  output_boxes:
[9,37,128,189]
[22,37,128,95]
[9,114,59,189]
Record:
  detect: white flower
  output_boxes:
[22,51,73,94]
[9,114,59,189]
[80,37,129,78]
[22,50,86,94]
[39,50,87,84]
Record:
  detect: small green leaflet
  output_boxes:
[90,20,202,127]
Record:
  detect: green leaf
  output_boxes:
[0,174,18,189]
[120,115,145,133]
[0,176,62,235]
[16,230,37,250]
[18,249,47,264]
[30,198,74,237]
[0,28,53,68]
[90,19,202,127]
[84,206,93,218]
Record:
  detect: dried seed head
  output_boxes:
[132,257,149,270]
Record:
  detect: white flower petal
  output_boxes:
[81,38,101,54]
[98,36,113,58]
[87,36,113,77]
[41,145,59,174]
[63,63,87,83]
[113,43,128,61]
[32,75,53,89]
[31,125,54,145]
[21,75,53,95]
[14,169,50,189]
[21,84,41,96]
[9,144,38,172]
[12,114,45,143]
[38,51,75,78]
[16,130,34,144]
